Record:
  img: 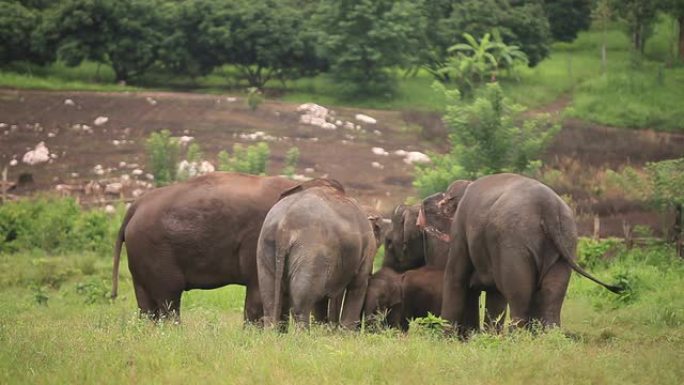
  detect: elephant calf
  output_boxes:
[363,266,444,331]
[257,179,379,330]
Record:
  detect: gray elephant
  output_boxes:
[257,179,379,330]
[383,190,456,271]
[111,172,297,322]
[440,173,622,335]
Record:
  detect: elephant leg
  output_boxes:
[484,289,507,333]
[244,283,263,326]
[133,281,158,320]
[441,234,473,333]
[291,297,314,330]
[340,273,370,330]
[327,294,343,326]
[461,289,481,336]
[532,261,571,328]
[313,298,329,324]
[156,290,182,323]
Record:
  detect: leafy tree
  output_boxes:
[312,0,425,96]
[661,0,684,60]
[544,0,592,42]
[441,31,528,97]
[593,0,614,73]
[0,1,50,65]
[42,0,164,82]
[610,0,661,55]
[413,82,559,197]
[446,0,552,67]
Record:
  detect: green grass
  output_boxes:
[0,62,135,92]
[0,242,682,385]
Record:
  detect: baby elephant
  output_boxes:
[363,266,444,331]
[257,179,379,331]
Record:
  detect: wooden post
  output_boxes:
[623,220,633,250]
[593,215,600,240]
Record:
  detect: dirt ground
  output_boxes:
[1,88,682,236]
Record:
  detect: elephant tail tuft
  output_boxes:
[111,203,136,299]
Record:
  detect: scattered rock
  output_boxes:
[226,97,237,102]
[94,116,109,126]
[64,99,75,106]
[104,205,116,214]
[373,130,382,136]
[120,174,131,182]
[118,161,127,168]
[298,103,337,130]
[238,131,277,141]
[22,142,50,165]
[112,140,121,146]
[70,172,79,178]
[131,169,144,176]
[355,114,377,124]
[403,151,431,165]
[372,147,389,156]
[105,182,123,195]
[146,96,157,105]
[304,167,315,173]
[9,159,18,167]
[291,174,312,182]
[132,188,144,198]
[199,161,215,174]
[145,173,155,181]
[394,149,408,156]
[371,161,384,169]
[178,136,194,146]
[93,164,105,175]
[47,132,56,138]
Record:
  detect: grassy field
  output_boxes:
[0,241,682,385]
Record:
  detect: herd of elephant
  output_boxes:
[111,172,622,336]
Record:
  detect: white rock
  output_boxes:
[112,140,120,146]
[145,173,155,180]
[335,120,343,126]
[118,161,127,168]
[47,132,56,138]
[132,188,144,198]
[49,153,58,159]
[178,136,194,146]
[64,99,75,106]
[355,114,377,124]
[226,97,237,102]
[126,163,139,169]
[120,174,131,182]
[371,147,389,156]
[291,174,312,182]
[22,142,50,165]
[9,159,18,166]
[70,172,79,178]
[93,164,105,175]
[373,130,382,136]
[131,169,144,176]
[304,167,315,173]
[394,149,408,156]
[146,96,157,105]
[371,161,384,169]
[199,161,215,174]
[238,131,277,141]
[94,116,109,126]
[403,151,431,165]
[0,123,6,128]
[343,121,356,130]
[105,182,123,194]
[104,205,116,214]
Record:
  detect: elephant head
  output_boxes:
[437,180,471,218]
[382,204,425,272]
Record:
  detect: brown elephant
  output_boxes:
[257,179,379,330]
[440,173,623,335]
[111,172,297,322]
[363,266,444,331]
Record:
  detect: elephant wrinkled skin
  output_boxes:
[111,172,297,322]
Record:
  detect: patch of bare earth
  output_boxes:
[1,89,682,236]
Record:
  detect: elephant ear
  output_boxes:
[439,180,472,216]
[368,215,391,247]
[279,178,346,200]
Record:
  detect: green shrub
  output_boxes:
[577,237,623,269]
[282,147,300,178]
[75,277,110,305]
[145,130,180,185]
[246,87,264,111]
[409,312,450,337]
[217,142,270,175]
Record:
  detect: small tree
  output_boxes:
[282,147,300,178]
[217,142,270,175]
[610,0,660,55]
[145,130,180,186]
[414,83,559,197]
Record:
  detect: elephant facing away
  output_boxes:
[441,173,622,335]
[257,179,378,330]
[111,172,297,322]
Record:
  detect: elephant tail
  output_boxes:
[272,240,292,328]
[545,206,624,294]
[111,203,136,299]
